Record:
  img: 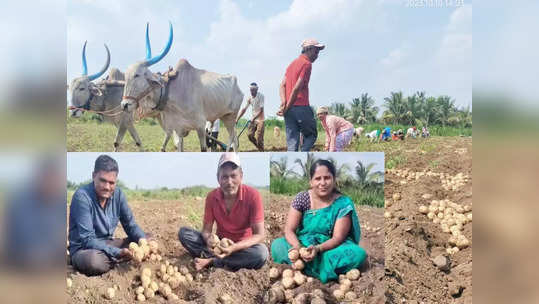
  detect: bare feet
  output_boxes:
[194,258,213,271]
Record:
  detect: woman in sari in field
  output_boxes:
[271,159,366,283]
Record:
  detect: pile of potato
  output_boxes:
[132,260,193,302]
[128,238,161,263]
[267,266,360,303]
[207,234,235,256]
[418,199,472,254]
[332,270,360,301]
[440,172,469,191]
[386,168,470,192]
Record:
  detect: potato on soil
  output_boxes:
[269,267,280,279]
[282,277,295,289]
[282,269,294,278]
[346,269,360,280]
[292,292,310,304]
[345,291,357,300]
[293,259,305,270]
[288,249,300,261]
[333,289,345,301]
[105,287,115,299]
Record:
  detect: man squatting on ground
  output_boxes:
[68,155,148,276]
[277,39,325,151]
[236,83,265,151]
[178,153,268,271]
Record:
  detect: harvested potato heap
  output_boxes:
[134,260,194,302]
[267,265,360,303]
[207,234,235,256]
[332,270,360,301]
[418,199,472,254]
[386,169,470,191]
[128,238,162,263]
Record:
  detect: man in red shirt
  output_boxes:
[277,38,325,151]
[178,153,267,271]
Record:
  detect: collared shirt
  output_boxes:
[68,182,145,258]
[284,54,312,107]
[322,115,354,151]
[248,92,264,122]
[203,184,264,242]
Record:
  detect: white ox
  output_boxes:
[120,23,242,151]
[68,42,144,151]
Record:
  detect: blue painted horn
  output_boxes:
[144,21,173,67]
[81,41,111,81]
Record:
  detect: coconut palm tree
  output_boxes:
[294,153,318,179]
[351,93,379,124]
[383,91,406,124]
[435,95,456,126]
[355,160,383,188]
[330,102,350,119]
[327,157,352,185]
[270,156,296,178]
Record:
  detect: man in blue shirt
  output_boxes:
[68,155,146,276]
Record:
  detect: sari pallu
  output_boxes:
[271,195,366,283]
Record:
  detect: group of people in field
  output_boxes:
[363,126,430,143]
[68,153,366,283]
[203,38,432,153]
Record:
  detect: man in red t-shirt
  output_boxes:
[277,38,325,151]
[179,153,267,271]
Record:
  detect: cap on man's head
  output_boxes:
[217,152,241,173]
[301,39,325,50]
[316,106,329,115]
[249,82,258,89]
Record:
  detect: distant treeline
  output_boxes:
[270,153,384,208]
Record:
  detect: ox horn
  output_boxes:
[82,41,88,76]
[144,21,173,67]
[82,41,111,80]
[88,44,111,81]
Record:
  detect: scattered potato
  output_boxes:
[312,289,324,299]
[269,267,280,279]
[141,276,151,288]
[138,238,148,247]
[148,240,159,253]
[333,289,345,301]
[150,282,158,292]
[299,247,310,259]
[185,273,194,282]
[345,291,357,300]
[144,288,155,299]
[265,287,285,304]
[137,293,146,301]
[293,259,305,270]
[141,267,151,278]
[392,193,401,201]
[288,249,300,261]
[293,273,306,285]
[179,266,189,275]
[419,206,428,214]
[384,211,392,218]
[284,289,295,301]
[106,287,115,299]
[66,278,72,288]
[340,278,352,289]
[136,286,145,295]
[307,277,313,283]
[219,294,233,304]
[282,277,295,289]
[129,242,139,251]
[311,297,326,304]
[293,293,310,304]
[282,269,294,278]
[346,269,360,280]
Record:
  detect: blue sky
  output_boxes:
[270,152,384,177]
[67,0,472,117]
[67,152,269,189]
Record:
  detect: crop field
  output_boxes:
[67,114,471,152]
[66,189,385,303]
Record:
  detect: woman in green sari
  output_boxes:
[271,159,366,283]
